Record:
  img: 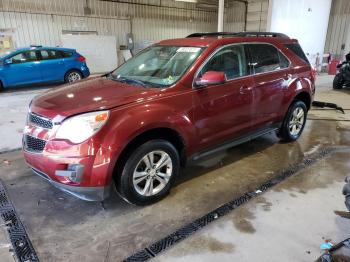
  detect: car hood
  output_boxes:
[31,77,161,119]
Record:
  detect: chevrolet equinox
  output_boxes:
[23,32,315,205]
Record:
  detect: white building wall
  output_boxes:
[268,0,332,66]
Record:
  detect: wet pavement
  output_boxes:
[0,75,349,261]
[0,116,349,261]
[156,149,350,262]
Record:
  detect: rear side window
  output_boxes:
[247,44,289,74]
[40,50,63,60]
[285,43,309,64]
[199,44,249,80]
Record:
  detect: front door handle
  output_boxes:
[283,73,292,80]
[239,85,253,94]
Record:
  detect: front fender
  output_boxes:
[100,101,197,164]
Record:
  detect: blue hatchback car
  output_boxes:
[0,46,90,91]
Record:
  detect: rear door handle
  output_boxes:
[239,85,253,94]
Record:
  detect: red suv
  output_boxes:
[23,32,315,205]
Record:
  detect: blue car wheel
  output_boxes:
[65,70,82,83]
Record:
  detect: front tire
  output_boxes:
[65,70,82,83]
[279,100,307,142]
[116,140,180,205]
[333,74,344,89]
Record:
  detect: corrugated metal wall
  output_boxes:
[224,1,246,32]
[0,11,130,47]
[0,0,246,49]
[324,0,350,59]
[246,0,268,31]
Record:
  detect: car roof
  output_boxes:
[157,32,297,48]
[12,46,76,53]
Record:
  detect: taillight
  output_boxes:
[75,56,86,62]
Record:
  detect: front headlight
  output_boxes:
[55,111,110,144]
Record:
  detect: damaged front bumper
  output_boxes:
[31,167,111,201]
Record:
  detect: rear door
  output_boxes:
[246,43,291,128]
[193,44,255,150]
[4,50,41,86]
[38,50,66,82]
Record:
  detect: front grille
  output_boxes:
[24,135,46,153]
[29,113,53,129]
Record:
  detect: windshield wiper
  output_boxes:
[111,75,147,87]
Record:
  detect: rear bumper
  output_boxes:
[81,65,90,78]
[31,167,111,201]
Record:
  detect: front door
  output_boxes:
[192,44,255,151]
[5,50,41,87]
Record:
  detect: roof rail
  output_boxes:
[30,45,43,48]
[186,31,289,38]
[186,32,237,38]
[235,32,289,38]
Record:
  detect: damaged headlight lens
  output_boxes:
[55,111,109,144]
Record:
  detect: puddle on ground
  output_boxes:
[231,205,256,234]
[255,197,273,212]
[167,235,234,256]
[231,197,273,234]
[275,151,350,195]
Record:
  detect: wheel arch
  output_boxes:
[113,127,187,182]
[293,91,312,110]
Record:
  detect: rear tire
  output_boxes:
[0,81,3,92]
[64,70,82,83]
[278,100,307,142]
[333,74,344,89]
[116,139,180,206]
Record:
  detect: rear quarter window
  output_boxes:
[61,51,73,58]
[285,43,309,64]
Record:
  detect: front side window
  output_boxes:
[198,45,249,80]
[247,44,289,74]
[111,46,204,87]
[11,51,38,64]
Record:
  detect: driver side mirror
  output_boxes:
[195,71,226,88]
[4,58,12,65]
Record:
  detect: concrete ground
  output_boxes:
[0,74,349,261]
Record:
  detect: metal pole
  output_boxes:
[218,0,224,32]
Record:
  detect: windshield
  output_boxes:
[111,46,204,87]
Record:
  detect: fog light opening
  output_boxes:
[55,164,84,183]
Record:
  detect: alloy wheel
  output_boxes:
[289,107,305,136]
[68,72,82,82]
[132,150,173,196]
